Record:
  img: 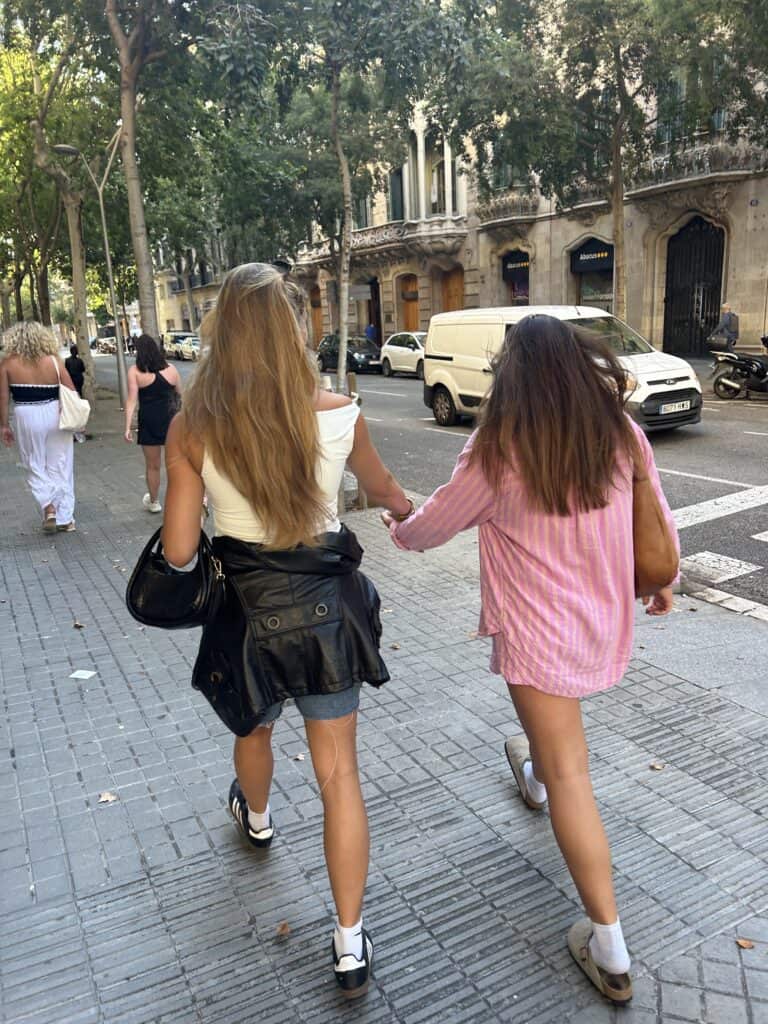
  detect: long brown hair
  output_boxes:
[471,314,639,515]
[182,263,325,549]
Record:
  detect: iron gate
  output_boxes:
[663,216,725,356]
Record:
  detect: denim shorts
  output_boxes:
[257,685,362,726]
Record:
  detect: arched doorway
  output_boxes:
[309,285,323,347]
[570,238,614,312]
[501,250,530,305]
[397,274,420,331]
[441,266,464,312]
[663,216,725,356]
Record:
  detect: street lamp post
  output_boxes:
[53,130,129,407]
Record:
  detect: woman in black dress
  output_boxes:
[124,334,182,513]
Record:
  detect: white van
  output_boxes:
[423,306,702,431]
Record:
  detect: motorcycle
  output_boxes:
[710,336,768,400]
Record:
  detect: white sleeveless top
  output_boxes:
[201,403,360,543]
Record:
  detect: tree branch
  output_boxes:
[105,0,130,61]
[38,36,75,124]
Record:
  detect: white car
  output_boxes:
[179,336,201,361]
[381,331,427,379]
[423,306,702,430]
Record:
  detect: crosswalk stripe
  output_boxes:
[673,485,768,529]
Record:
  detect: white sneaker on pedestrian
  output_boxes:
[142,493,162,513]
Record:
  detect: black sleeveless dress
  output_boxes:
[137,372,178,446]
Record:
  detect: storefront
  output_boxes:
[501,249,530,305]
[570,238,614,312]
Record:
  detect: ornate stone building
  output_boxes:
[295,127,768,356]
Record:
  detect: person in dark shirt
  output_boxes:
[64,345,85,397]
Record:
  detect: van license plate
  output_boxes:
[659,400,691,414]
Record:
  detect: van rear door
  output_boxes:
[448,321,500,410]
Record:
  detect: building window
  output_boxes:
[166,319,176,331]
[501,250,530,305]
[389,169,404,222]
[353,195,371,229]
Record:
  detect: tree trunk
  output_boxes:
[0,281,11,329]
[13,269,23,321]
[27,265,40,321]
[611,49,629,324]
[63,193,96,404]
[182,254,197,329]
[331,67,353,395]
[119,73,159,340]
[36,264,52,326]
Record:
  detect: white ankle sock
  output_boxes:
[247,803,271,832]
[334,918,363,960]
[589,919,631,974]
[523,760,547,803]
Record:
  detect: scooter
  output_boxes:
[710,336,768,400]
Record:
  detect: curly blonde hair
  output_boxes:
[2,321,60,361]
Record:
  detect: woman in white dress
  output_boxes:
[0,322,79,532]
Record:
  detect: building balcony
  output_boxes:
[631,138,768,192]
[296,215,468,270]
[476,188,541,228]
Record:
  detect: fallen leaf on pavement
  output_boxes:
[468,631,478,639]
[293,753,305,761]
[649,762,665,771]
[73,620,85,630]
[688,607,698,612]
[390,642,401,650]
[276,921,291,939]
[98,791,118,804]
[736,938,755,950]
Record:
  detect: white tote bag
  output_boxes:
[52,355,91,432]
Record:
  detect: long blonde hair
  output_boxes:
[183,263,325,549]
[2,322,59,361]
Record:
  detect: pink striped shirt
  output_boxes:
[391,421,678,697]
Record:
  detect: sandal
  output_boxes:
[504,735,547,810]
[567,918,633,1004]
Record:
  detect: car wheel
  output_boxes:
[382,359,392,377]
[416,360,424,380]
[433,386,457,427]
[713,370,742,399]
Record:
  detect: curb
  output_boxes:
[680,572,768,623]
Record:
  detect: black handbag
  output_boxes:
[125,528,226,629]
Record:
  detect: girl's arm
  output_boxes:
[388,435,496,551]
[160,415,205,567]
[124,367,139,441]
[0,360,12,446]
[347,413,411,515]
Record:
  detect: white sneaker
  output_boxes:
[142,493,162,513]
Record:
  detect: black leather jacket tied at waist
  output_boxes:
[191,525,389,736]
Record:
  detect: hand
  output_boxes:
[124,428,132,443]
[1,425,14,448]
[643,587,674,616]
[380,510,395,528]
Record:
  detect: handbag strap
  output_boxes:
[51,355,62,385]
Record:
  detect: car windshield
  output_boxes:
[575,317,653,355]
[349,338,378,355]
[413,333,426,345]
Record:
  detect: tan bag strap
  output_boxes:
[51,355,61,384]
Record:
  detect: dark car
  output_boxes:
[316,334,382,374]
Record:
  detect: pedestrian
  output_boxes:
[364,321,378,345]
[710,303,739,350]
[65,344,87,443]
[123,333,182,513]
[160,262,411,998]
[384,314,678,1005]
[0,321,79,532]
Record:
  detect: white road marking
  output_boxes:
[744,431,768,437]
[657,467,752,488]
[359,389,405,397]
[425,427,471,438]
[364,417,383,422]
[752,531,768,542]
[674,485,768,529]
[680,551,762,583]
[684,585,768,622]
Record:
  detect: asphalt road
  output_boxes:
[94,352,768,606]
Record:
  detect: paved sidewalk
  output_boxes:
[1,390,767,1024]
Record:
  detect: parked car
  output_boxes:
[97,336,117,354]
[316,334,382,374]
[164,330,198,360]
[423,305,702,430]
[179,336,201,361]
[380,331,427,378]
